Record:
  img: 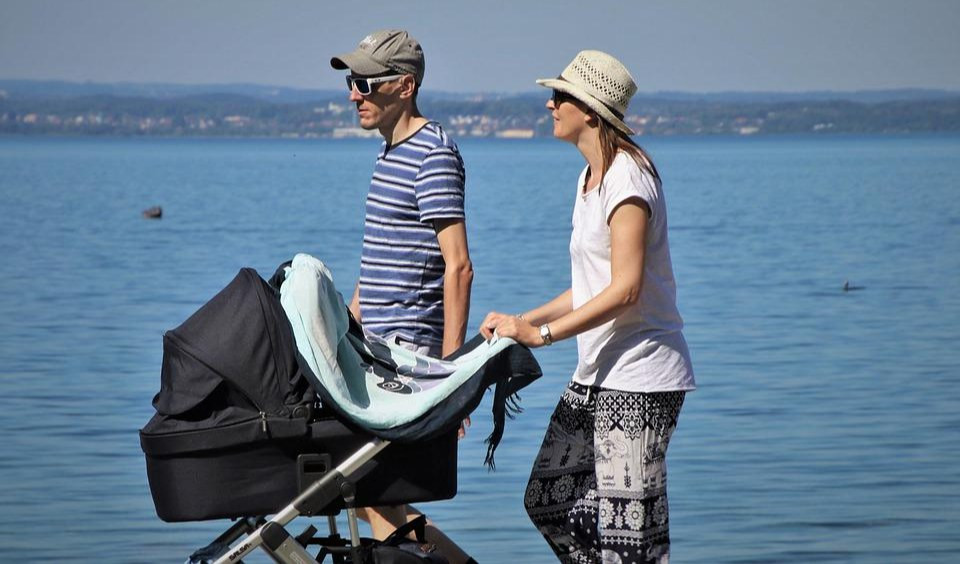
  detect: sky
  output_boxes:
[1,0,959,94]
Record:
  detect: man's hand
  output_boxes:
[458,416,471,439]
[349,283,361,321]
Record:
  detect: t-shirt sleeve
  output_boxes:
[600,156,658,225]
[415,146,466,223]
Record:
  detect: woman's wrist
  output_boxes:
[520,311,548,325]
[538,323,554,346]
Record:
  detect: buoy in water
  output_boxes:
[142,206,163,219]
[843,279,864,292]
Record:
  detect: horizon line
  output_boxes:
[1,77,959,97]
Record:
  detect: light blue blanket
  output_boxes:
[279,253,518,430]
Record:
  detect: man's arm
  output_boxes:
[435,218,473,357]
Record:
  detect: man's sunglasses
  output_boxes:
[346,74,405,96]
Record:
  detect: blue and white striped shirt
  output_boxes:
[359,122,466,349]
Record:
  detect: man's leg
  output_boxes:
[355,505,406,538]
[356,504,473,564]
[357,336,474,562]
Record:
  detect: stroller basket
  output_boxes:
[142,415,457,522]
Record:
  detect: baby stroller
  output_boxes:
[140,255,541,563]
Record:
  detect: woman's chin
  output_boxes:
[553,127,574,143]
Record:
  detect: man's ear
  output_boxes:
[398,75,418,99]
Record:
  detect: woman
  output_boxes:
[480,51,695,563]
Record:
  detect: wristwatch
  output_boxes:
[539,324,553,346]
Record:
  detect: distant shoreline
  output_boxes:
[3,80,960,138]
[4,132,960,142]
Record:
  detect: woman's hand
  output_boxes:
[479,311,511,339]
[480,311,543,348]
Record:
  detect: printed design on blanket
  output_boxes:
[358,333,455,395]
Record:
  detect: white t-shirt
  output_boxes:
[569,152,695,392]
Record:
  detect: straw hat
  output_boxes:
[536,50,637,136]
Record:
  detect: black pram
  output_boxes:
[140,260,541,563]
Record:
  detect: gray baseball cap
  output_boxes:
[331,29,425,85]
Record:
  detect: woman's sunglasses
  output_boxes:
[552,89,575,106]
[346,74,405,96]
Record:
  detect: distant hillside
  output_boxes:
[634,89,960,104]
[0,79,342,103]
[2,79,958,104]
[2,80,959,137]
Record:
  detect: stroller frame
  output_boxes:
[211,438,390,564]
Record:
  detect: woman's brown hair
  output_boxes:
[595,114,660,186]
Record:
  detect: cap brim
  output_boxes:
[330,51,392,76]
[535,77,635,136]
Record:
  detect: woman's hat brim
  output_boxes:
[536,78,635,136]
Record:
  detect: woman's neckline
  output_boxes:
[581,167,602,198]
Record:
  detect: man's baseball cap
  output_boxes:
[331,30,425,85]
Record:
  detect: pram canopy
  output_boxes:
[141,268,315,457]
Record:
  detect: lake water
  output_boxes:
[1,134,958,563]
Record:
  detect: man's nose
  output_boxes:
[349,86,363,102]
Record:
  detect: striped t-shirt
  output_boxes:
[358,121,466,349]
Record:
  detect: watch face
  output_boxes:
[540,324,552,345]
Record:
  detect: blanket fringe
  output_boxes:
[483,387,524,469]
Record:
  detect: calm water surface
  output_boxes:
[0,135,958,562]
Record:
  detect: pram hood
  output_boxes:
[140,268,314,457]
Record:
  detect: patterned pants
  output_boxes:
[524,383,685,564]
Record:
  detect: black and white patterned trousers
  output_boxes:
[524,382,685,564]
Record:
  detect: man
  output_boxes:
[330,30,475,564]
[333,29,472,360]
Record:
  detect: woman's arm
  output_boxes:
[479,289,571,340]
[522,288,573,326]
[487,198,649,347]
